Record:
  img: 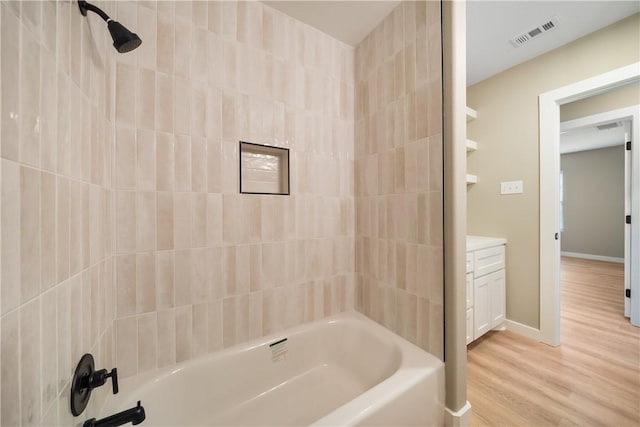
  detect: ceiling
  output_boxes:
[560,120,628,154]
[263,1,400,46]
[467,1,640,86]
[263,1,639,87]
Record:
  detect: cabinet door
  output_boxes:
[490,269,506,327]
[466,308,474,345]
[466,273,473,309]
[474,275,491,339]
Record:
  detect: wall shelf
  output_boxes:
[466,107,477,122]
[467,106,477,187]
[466,139,478,152]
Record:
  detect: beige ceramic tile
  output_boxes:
[21,165,41,303]
[191,193,207,248]
[56,281,71,393]
[40,49,57,172]
[156,191,174,250]
[157,309,176,368]
[116,126,136,190]
[222,1,237,40]
[1,309,20,426]
[137,252,156,314]
[57,73,70,175]
[155,73,174,133]
[41,289,57,412]
[207,300,222,353]
[137,5,157,70]
[156,250,175,309]
[116,254,137,318]
[173,193,192,250]
[41,172,56,291]
[207,138,221,193]
[175,305,193,362]
[192,303,208,357]
[222,297,236,348]
[191,136,207,192]
[174,249,192,306]
[1,160,21,314]
[175,18,192,78]
[191,248,208,301]
[191,26,207,81]
[116,191,136,254]
[137,191,157,252]
[156,132,175,191]
[137,129,156,191]
[137,68,156,130]
[116,317,138,378]
[138,312,157,373]
[174,78,191,136]
[174,135,192,192]
[417,296,430,349]
[20,297,41,426]
[1,4,21,161]
[157,11,174,74]
[208,0,221,34]
[191,85,207,138]
[20,27,41,168]
[116,62,136,126]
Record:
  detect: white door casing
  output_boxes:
[539,62,640,346]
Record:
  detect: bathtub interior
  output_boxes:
[101,315,405,426]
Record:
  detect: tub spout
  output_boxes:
[83,401,145,427]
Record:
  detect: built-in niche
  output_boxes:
[239,141,290,195]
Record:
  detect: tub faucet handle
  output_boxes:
[91,367,119,395]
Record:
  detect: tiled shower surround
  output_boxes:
[0,1,442,425]
[354,1,444,358]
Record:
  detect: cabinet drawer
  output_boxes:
[474,245,505,277]
[466,273,473,309]
[466,252,474,273]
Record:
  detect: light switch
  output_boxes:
[501,180,523,194]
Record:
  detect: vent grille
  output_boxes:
[596,122,621,131]
[510,16,560,47]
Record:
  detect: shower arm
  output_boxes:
[78,1,112,23]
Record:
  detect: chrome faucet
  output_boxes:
[83,401,146,427]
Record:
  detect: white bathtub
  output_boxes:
[100,311,444,426]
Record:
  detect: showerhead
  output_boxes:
[78,0,142,54]
[107,20,142,53]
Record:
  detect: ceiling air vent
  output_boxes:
[510,16,560,47]
[596,122,622,131]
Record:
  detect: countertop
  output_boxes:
[467,235,507,252]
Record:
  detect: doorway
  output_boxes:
[539,63,640,346]
[560,107,636,319]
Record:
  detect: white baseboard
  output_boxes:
[445,401,472,427]
[561,251,624,263]
[504,319,542,342]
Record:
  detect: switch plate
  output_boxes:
[501,180,523,194]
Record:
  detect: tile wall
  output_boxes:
[111,0,355,380]
[354,1,444,358]
[1,1,116,425]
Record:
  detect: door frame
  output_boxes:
[539,62,640,346]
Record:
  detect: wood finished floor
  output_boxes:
[467,257,640,426]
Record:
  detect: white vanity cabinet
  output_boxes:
[466,236,507,344]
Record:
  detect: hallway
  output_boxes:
[467,257,640,426]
